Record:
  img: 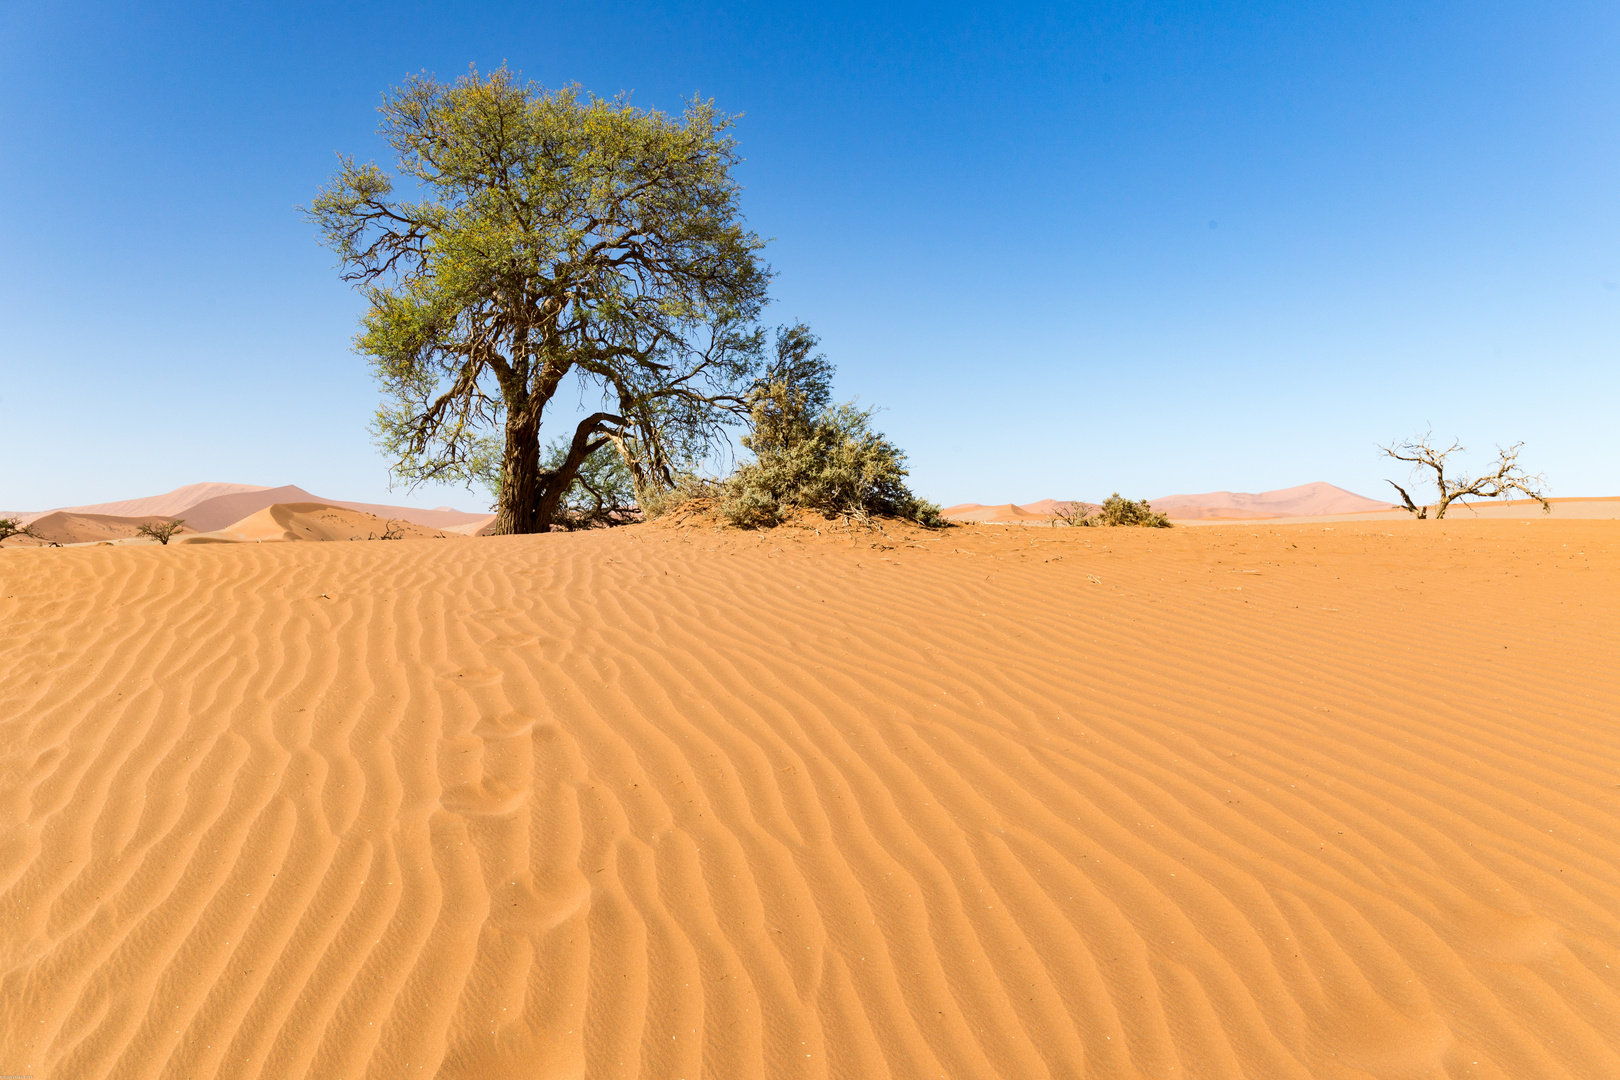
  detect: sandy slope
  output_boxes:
[19,483,494,534]
[176,503,463,544]
[10,511,191,546]
[939,502,1056,523]
[17,483,268,525]
[1,520,1616,1079]
[175,488,492,534]
[325,500,495,533]
[1149,482,1392,518]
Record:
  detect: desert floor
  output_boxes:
[1,519,1616,1080]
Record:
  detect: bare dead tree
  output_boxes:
[1379,433,1550,519]
[135,519,187,545]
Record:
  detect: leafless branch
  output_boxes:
[1379,432,1550,519]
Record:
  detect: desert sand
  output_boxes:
[1,518,1617,1079]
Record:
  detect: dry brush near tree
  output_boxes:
[637,325,941,529]
[1379,433,1549,519]
[715,326,941,528]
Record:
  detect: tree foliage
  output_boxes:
[1380,433,1549,519]
[307,65,770,534]
[714,325,941,528]
[135,519,186,545]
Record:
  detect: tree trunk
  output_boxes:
[492,412,542,535]
[532,413,620,531]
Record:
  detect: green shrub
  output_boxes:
[719,380,941,528]
[635,324,942,530]
[1058,494,1171,528]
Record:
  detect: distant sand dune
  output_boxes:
[938,501,1055,523]
[19,482,494,534]
[1150,480,1393,518]
[180,502,462,543]
[1,520,1617,1078]
[18,482,268,524]
[174,484,332,531]
[16,510,193,546]
[946,481,1394,523]
[324,499,494,532]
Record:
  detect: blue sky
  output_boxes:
[3,0,1616,511]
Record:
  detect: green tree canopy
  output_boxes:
[308,65,771,533]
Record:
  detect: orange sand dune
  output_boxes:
[175,485,337,531]
[940,501,1056,523]
[180,502,461,543]
[17,482,268,525]
[325,499,495,532]
[179,486,493,533]
[1150,481,1393,518]
[1014,497,1085,517]
[22,483,495,534]
[11,510,191,546]
[1,520,1617,1079]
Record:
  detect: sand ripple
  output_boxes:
[1,521,1617,1079]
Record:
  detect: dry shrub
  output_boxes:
[637,324,942,531]
[716,382,941,529]
[136,519,187,545]
[1055,494,1171,528]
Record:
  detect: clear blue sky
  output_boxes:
[4,0,1616,511]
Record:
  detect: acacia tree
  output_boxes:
[308,66,770,534]
[135,519,186,545]
[0,518,35,542]
[1380,432,1550,519]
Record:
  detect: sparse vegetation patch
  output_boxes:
[1054,494,1171,528]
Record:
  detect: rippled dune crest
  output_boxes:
[1,521,1616,1080]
